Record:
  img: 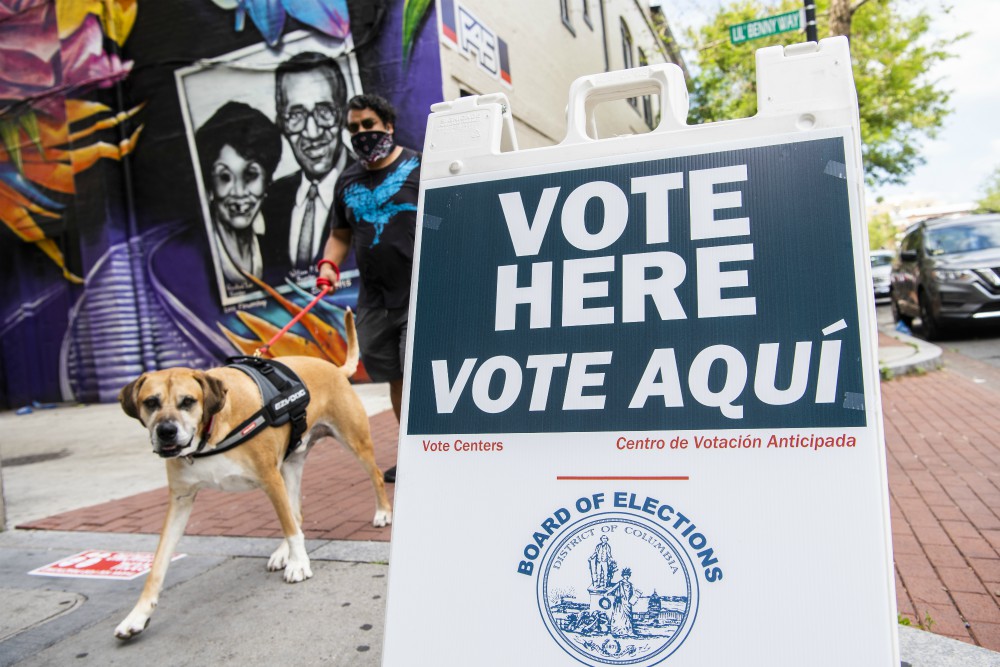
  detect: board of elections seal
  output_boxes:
[537,513,699,665]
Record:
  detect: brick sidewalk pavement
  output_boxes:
[17,369,1000,652]
[19,411,399,543]
[883,368,1000,651]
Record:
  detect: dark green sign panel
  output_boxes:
[408,137,865,435]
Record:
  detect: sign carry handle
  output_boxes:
[561,63,689,145]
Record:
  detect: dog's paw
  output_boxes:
[114,613,150,640]
[267,541,290,571]
[372,509,392,527]
[283,559,313,583]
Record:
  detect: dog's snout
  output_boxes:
[156,422,178,441]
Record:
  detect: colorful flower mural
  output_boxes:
[213,275,371,380]
[402,0,432,61]
[209,0,350,46]
[0,0,143,283]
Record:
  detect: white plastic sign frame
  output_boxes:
[384,37,898,667]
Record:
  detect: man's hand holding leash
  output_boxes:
[316,258,340,292]
[317,227,352,293]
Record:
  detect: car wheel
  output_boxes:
[890,296,913,327]
[918,292,945,341]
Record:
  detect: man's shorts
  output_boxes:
[355,307,408,382]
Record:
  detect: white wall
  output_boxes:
[436,0,681,148]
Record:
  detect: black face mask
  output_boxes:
[351,130,395,164]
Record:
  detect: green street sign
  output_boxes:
[729,9,803,45]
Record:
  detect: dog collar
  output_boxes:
[193,415,215,455]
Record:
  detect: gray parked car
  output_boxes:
[890,214,1000,339]
[870,249,894,300]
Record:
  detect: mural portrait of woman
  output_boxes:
[195,101,282,299]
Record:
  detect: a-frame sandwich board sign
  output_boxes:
[385,36,898,667]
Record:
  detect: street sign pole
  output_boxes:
[804,0,818,42]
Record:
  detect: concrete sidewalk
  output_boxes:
[2,336,1000,665]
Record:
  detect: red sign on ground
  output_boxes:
[28,550,185,581]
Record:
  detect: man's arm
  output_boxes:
[318,228,352,291]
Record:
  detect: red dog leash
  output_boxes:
[254,284,331,357]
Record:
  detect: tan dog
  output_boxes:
[113,311,391,640]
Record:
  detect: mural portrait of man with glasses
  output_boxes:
[263,51,351,282]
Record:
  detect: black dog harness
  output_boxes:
[192,357,310,460]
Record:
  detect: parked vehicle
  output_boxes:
[890,214,1000,339]
[870,249,894,300]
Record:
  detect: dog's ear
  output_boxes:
[119,375,146,421]
[198,373,227,419]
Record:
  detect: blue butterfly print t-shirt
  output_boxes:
[332,147,421,309]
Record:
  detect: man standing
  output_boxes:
[317,94,420,484]
[262,52,349,282]
[589,535,614,588]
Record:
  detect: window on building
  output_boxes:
[621,20,636,109]
[561,0,575,35]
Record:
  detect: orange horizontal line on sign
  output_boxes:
[557,476,689,481]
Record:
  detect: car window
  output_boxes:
[926,221,1000,255]
[870,254,893,267]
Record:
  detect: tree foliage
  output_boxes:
[867,211,896,249]
[683,0,964,187]
[977,166,1000,213]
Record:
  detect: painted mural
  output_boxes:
[0,0,442,408]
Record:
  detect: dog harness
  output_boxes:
[192,357,310,460]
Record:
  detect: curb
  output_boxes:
[898,624,1000,667]
[878,327,944,377]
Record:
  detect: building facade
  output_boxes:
[438,0,680,147]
